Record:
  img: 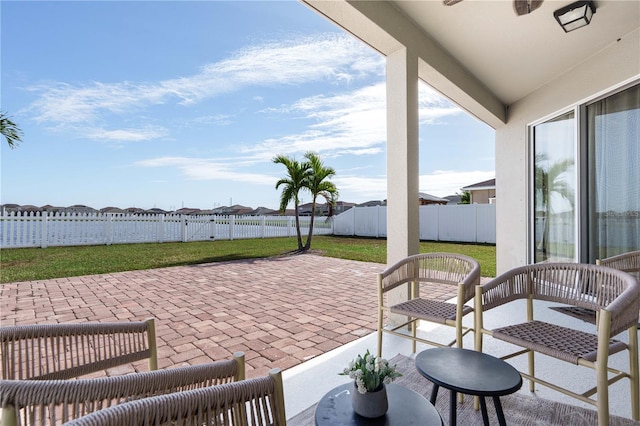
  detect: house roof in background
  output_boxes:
[419,192,450,203]
[462,178,496,190]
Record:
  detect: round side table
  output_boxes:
[314,382,443,425]
[415,347,522,426]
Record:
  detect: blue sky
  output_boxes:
[1,1,494,212]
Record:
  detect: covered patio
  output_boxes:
[1,255,636,423]
[301,0,639,271]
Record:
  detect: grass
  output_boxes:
[0,236,496,284]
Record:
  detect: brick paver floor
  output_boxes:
[0,254,458,378]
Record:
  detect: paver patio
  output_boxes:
[0,253,459,379]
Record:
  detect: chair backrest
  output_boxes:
[380,253,481,302]
[64,368,286,426]
[0,353,245,426]
[480,263,640,336]
[0,319,158,380]
[597,250,640,280]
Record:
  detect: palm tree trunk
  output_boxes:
[304,201,317,250]
[294,202,304,251]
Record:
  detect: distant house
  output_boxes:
[334,201,356,214]
[211,205,253,216]
[145,208,168,215]
[250,207,279,216]
[19,205,42,213]
[124,207,145,214]
[100,207,127,214]
[357,200,386,207]
[443,195,462,205]
[65,204,98,214]
[174,207,201,215]
[41,205,64,213]
[297,201,355,216]
[418,192,449,206]
[462,179,496,204]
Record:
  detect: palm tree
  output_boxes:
[458,190,471,204]
[535,153,575,259]
[0,111,23,149]
[302,152,338,250]
[273,154,311,251]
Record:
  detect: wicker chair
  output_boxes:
[597,250,640,280]
[0,352,245,426]
[474,263,640,426]
[377,253,481,357]
[0,318,158,380]
[64,368,286,426]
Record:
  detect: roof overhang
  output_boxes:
[302,0,640,129]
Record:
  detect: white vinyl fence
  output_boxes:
[333,204,496,243]
[0,212,333,249]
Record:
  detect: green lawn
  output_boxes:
[0,236,496,284]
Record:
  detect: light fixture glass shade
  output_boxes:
[554,1,596,33]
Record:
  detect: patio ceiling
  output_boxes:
[302,0,640,127]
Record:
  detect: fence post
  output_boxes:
[181,215,188,242]
[260,216,266,238]
[474,204,479,243]
[106,214,113,245]
[40,212,47,248]
[210,216,216,240]
[158,214,165,243]
[229,215,235,240]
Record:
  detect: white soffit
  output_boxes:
[303,0,639,124]
[389,0,639,105]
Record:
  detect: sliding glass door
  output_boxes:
[533,112,577,263]
[586,84,640,261]
[531,83,639,264]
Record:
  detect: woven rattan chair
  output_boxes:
[474,263,640,426]
[0,318,158,381]
[377,253,481,357]
[64,368,286,426]
[0,352,245,426]
[597,250,640,281]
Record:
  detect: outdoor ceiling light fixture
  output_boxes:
[554,0,596,33]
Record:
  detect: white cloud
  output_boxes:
[86,126,168,142]
[135,156,275,186]
[333,175,388,202]
[241,81,461,163]
[25,33,383,131]
[242,83,387,161]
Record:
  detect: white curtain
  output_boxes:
[587,84,640,259]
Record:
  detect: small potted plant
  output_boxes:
[339,349,402,418]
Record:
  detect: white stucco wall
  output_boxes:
[495,29,640,274]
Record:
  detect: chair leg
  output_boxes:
[377,316,383,358]
[1,406,18,426]
[628,324,639,420]
[596,310,612,426]
[412,318,417,354]
[527,351,535,392]
[526,296,535,392]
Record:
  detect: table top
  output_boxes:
[415,347,522,397]
[314,382,443,426]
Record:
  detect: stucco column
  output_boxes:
[386,48,420,264]
[385,48,420,327]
